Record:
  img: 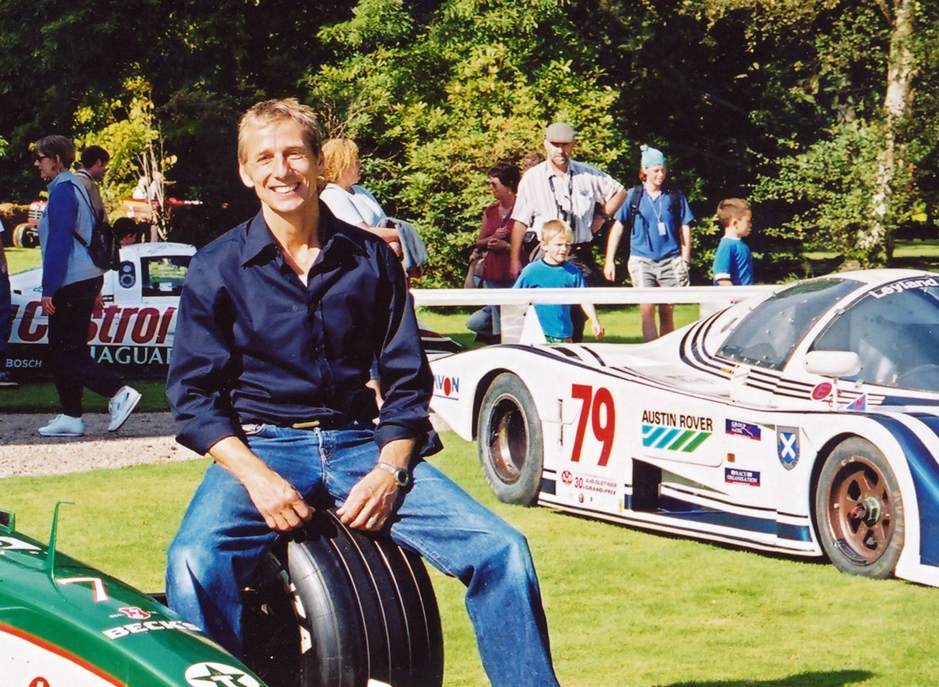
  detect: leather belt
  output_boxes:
[290,417,346,431]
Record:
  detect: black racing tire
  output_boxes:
[477,372,544,506]
[242,511,443,687]
[814,437,905,579]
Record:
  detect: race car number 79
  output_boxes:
[570,384,615,466]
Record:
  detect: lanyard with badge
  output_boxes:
[648,192,668,237]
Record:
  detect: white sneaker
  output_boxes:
[38,414,85,437]
[108,386,141,432]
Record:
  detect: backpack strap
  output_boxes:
[626,184,643,231]
[666,186,683,236]
[67,181,95,247]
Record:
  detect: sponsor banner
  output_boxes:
[869,277,939,299]
[4,344,172,376]
[642,410,713,453]
[432,374,460,399]
[725,467,760,487]
[103,619,203,640]
[11,301,177,348]
[725,419,761,440]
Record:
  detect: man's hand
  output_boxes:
[41,296,55,316]
[338,437,415,531]
[242,465,313,532]
[337,468,401,531]
[209,436,313,532]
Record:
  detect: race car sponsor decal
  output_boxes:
[103,619,202,640]
[433,374,459,399]
[641,410,712,452]
[117,607,151,620]
[560,470,617,496]
[11,302,177,347]
[811,382,833,401]
[869,276,939,299]
[725,419,761,440]
[777,427,800,470]
[725,468,760,486]
[185,662,261,687]
[844,393,868,412]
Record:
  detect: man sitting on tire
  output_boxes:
[165,99,561,687]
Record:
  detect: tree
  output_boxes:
[307,0,627,287]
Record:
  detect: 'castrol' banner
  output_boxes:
[5,301,178,376]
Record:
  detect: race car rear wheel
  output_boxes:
[242,511,444,687]
[477,372,544,505]
[815,438,904,579]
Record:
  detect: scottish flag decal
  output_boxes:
[777,427,800,470]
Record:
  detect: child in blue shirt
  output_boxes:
[515,219,605,342]
[712,198,754,286]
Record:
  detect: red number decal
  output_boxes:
[570,384,593,463]
[591,387,615,466]
[569,384,616,465]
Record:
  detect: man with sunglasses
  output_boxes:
[509,123,625,339]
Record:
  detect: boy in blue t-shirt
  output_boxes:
[515,219,605,343]
[712,198,754,286]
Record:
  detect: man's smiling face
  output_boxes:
[239,118,321,215]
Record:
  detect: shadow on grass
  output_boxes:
[550,509,832,570]
[657,669,873,686]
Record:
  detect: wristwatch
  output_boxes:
[376,461,410,487]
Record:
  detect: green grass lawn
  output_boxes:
[6,434,939,687]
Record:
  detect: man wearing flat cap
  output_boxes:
[509,122,625,338]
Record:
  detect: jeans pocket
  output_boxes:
[241,423,266,436]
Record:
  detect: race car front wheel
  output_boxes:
[477,372,544,506]
[815,437,905,579]
[242,511,444,687]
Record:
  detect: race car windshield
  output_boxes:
[812,279,939,391]
[718,278,861,371]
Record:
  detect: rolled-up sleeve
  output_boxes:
[166,252,240,455]
[374,246,441,457]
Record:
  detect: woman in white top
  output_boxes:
[320,138,401,256]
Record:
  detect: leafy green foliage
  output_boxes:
[308,0,627,287]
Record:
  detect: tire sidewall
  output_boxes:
[477,373,544,505]
[815,437,905,579]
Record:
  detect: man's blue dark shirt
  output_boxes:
[167,205,439,457]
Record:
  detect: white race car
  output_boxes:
[429,270,939,587]
[6,242,195,377]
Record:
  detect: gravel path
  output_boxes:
[0,412,451,478]
[0,412,202,478]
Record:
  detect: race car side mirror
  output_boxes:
[804,350,861,378]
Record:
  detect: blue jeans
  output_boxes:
[166,425,559,687]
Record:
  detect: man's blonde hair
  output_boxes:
[541,219,574,244]
[321,139,360,184]
[238,99,322,164]
[716,198,751,228]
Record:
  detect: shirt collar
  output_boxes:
[239,202,371,268]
